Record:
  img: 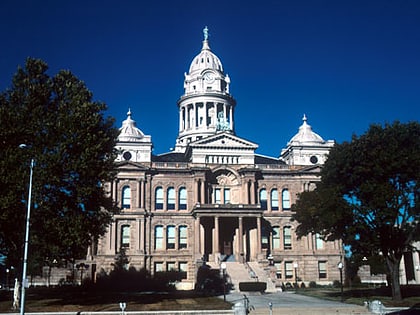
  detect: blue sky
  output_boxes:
[1,0,419,157]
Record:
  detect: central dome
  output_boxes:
[188,27,224,74]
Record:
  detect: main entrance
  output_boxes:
[195,208,263,263]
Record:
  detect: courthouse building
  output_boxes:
[90,28,342,290]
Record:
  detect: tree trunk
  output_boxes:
[386,256,402,301]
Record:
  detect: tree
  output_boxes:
[292,121,420,300]
[0,58,120,273]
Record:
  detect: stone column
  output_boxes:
[137,218,142,252]
[213,216,220,260]
[137,180,141,208]
[110,221,116,254]
[195,216,201,257]
[257,216,262,256]
[238,217,244,263]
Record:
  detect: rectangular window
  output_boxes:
[284,226,292,250]
[224,188,230,204]
[285,261,293,279]
[167,262,176,271]
[215,188,221,204]
[179,188,187,210]
[272,226,281,249]
[179,262,188,279]
[121,225,130,248]
[167,226,176,249]
[315,233,324,250]
[155,226,164,249]
[274,262,282,279]
[319,261,327,279]
[154,262,164,273]
[167,188,175,210]
[155,187,164,210]
[271,189,279,210]
[179,226,188,249]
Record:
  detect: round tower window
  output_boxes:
[123,151,132,161]
[310,155,318,164]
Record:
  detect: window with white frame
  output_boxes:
[179,262,188,279]
[167,225,176,249]
[318,261,327,279]
[155,187,164,210]
[224,188,230,204]
[315,233,324,249]
[272,226,281,249]
[121,225,130,248]
[214,188,221,204]
[122,186,131,209]
[283,226,292,250]
[155,225,164,249]
[154,262,164,273]
[167,187,175,210]
[285,261,293,279]
[271,189,279,210]
[260,188,267,210]
[179,225,188,249]
[167,262,176,271]
[274,262,282,279]
[179,187,187,210]
[282,189,290,210]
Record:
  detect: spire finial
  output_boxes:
[203,26,209,41]
[127,108,132,117]
[302,114,307,123]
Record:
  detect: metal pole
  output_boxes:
[20,158,34,315]
[340,266,343,302]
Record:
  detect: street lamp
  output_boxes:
[220,262,227,301]
[19,144,34,315]
[76,263,89,285]
[293,262,298,290]
[338,261,344,302]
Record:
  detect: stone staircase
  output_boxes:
[208,261,277,293]
[247,261,277,292]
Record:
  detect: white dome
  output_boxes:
[118,109,145,141]
[288,115,325,145]
[188,27,223,74]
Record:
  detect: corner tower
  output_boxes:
[174,27,236,152]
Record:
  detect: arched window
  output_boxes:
[282,189,290,210]
[260,189,267,210]
[167,225,176,249]
[271,189,279,210]
[122,186,131,209]
[272,226,280,249]
[179,187,187,210]
[167,187,175,210]
[155,225,164,249]
[283,226,292,250]
[155,187,163,210]
[121,225,130,248]
[179,225,188,249]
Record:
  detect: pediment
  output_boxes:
[116,160,150,171]
[190,132,258,150]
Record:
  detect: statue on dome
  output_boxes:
[203,26,209,40]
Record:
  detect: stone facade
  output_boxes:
[90,28,342,289]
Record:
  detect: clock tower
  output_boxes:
[174,27,236,152]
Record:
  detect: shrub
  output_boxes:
[309,281,317,288]
[333,280,341,288]
[239,281,267,292]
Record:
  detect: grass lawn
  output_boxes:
[0,288,231,313]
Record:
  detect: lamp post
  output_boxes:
[293,262,298,290]
[220,262,226,301]
[76,263,89,285]
[338,262,344,302]
[19,144,34,315]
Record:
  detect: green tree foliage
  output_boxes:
[0,58,120,273]
[292,121,420,300]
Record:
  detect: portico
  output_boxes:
[193,204,263,263]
